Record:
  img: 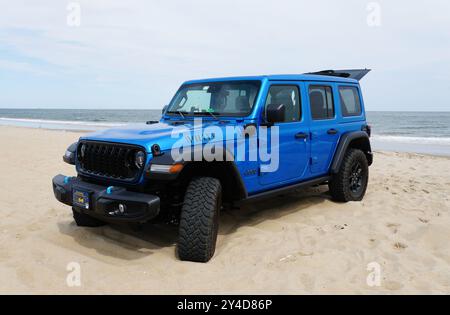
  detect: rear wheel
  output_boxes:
[329,149,369,202]
[177,177,222,263]
[72,208,106,227]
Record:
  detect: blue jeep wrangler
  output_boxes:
[53,69,372,262]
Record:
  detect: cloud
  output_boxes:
[0,0,449,109]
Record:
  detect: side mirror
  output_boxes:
[266,104,285,124]
[162,105,168,114]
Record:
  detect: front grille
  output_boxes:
[77,141,145,182]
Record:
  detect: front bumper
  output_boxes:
[52,174,160,223]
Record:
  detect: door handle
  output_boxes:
[295,132,308,139]
[327,129,338,135]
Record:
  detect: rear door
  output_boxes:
[258,82,310,186]
[307,82,340,175]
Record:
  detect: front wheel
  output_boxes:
[329,149,369,202]
[177,177,222,263]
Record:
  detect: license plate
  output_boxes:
[73,190,90,209]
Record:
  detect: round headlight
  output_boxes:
[135,151,146,169]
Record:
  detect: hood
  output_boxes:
[80,119,250,153]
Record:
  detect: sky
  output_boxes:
[0,0,449,111]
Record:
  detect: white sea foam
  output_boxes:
[0,117,126,130]
[0,117,125,127]
[1,117,449,145]
[1,116,450,155]
[371,135,450,146]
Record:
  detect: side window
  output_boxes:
[264,85,301,122]
[339,86,362,116]
[309,85,334,120]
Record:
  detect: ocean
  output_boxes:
[1,109,450,156]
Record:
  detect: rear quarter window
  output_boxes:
[309,85,334,120]
[339,86,362,117]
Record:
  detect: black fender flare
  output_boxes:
[147,145,248,200]
[330,131,372,174]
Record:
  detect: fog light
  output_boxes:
[118,204,126,214]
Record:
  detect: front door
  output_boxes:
[258,83,310,186]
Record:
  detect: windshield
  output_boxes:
[167,81,261,116]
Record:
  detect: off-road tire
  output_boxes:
[329,149,369,202]
[178,177,222,263]
[72,208,106,227]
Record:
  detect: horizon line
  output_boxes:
[0,108,449,113]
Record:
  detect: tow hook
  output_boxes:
[108,203,126,216]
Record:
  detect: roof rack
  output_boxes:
[306,69,371,81]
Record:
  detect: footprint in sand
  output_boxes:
[386,223,400,234]
[384,280,404,291]
[393,242,408,250]
[315,227,326,235]
[26,221,42,232]
[297,251,314,257]
[418,217,429,224]
[300,273,315,291]
[334,224,346,230]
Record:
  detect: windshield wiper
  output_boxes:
[190,111,220,120]
[168,110,220,120]
[205,110,219,120]
[168,110,187,119]
[192,110,219,120]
